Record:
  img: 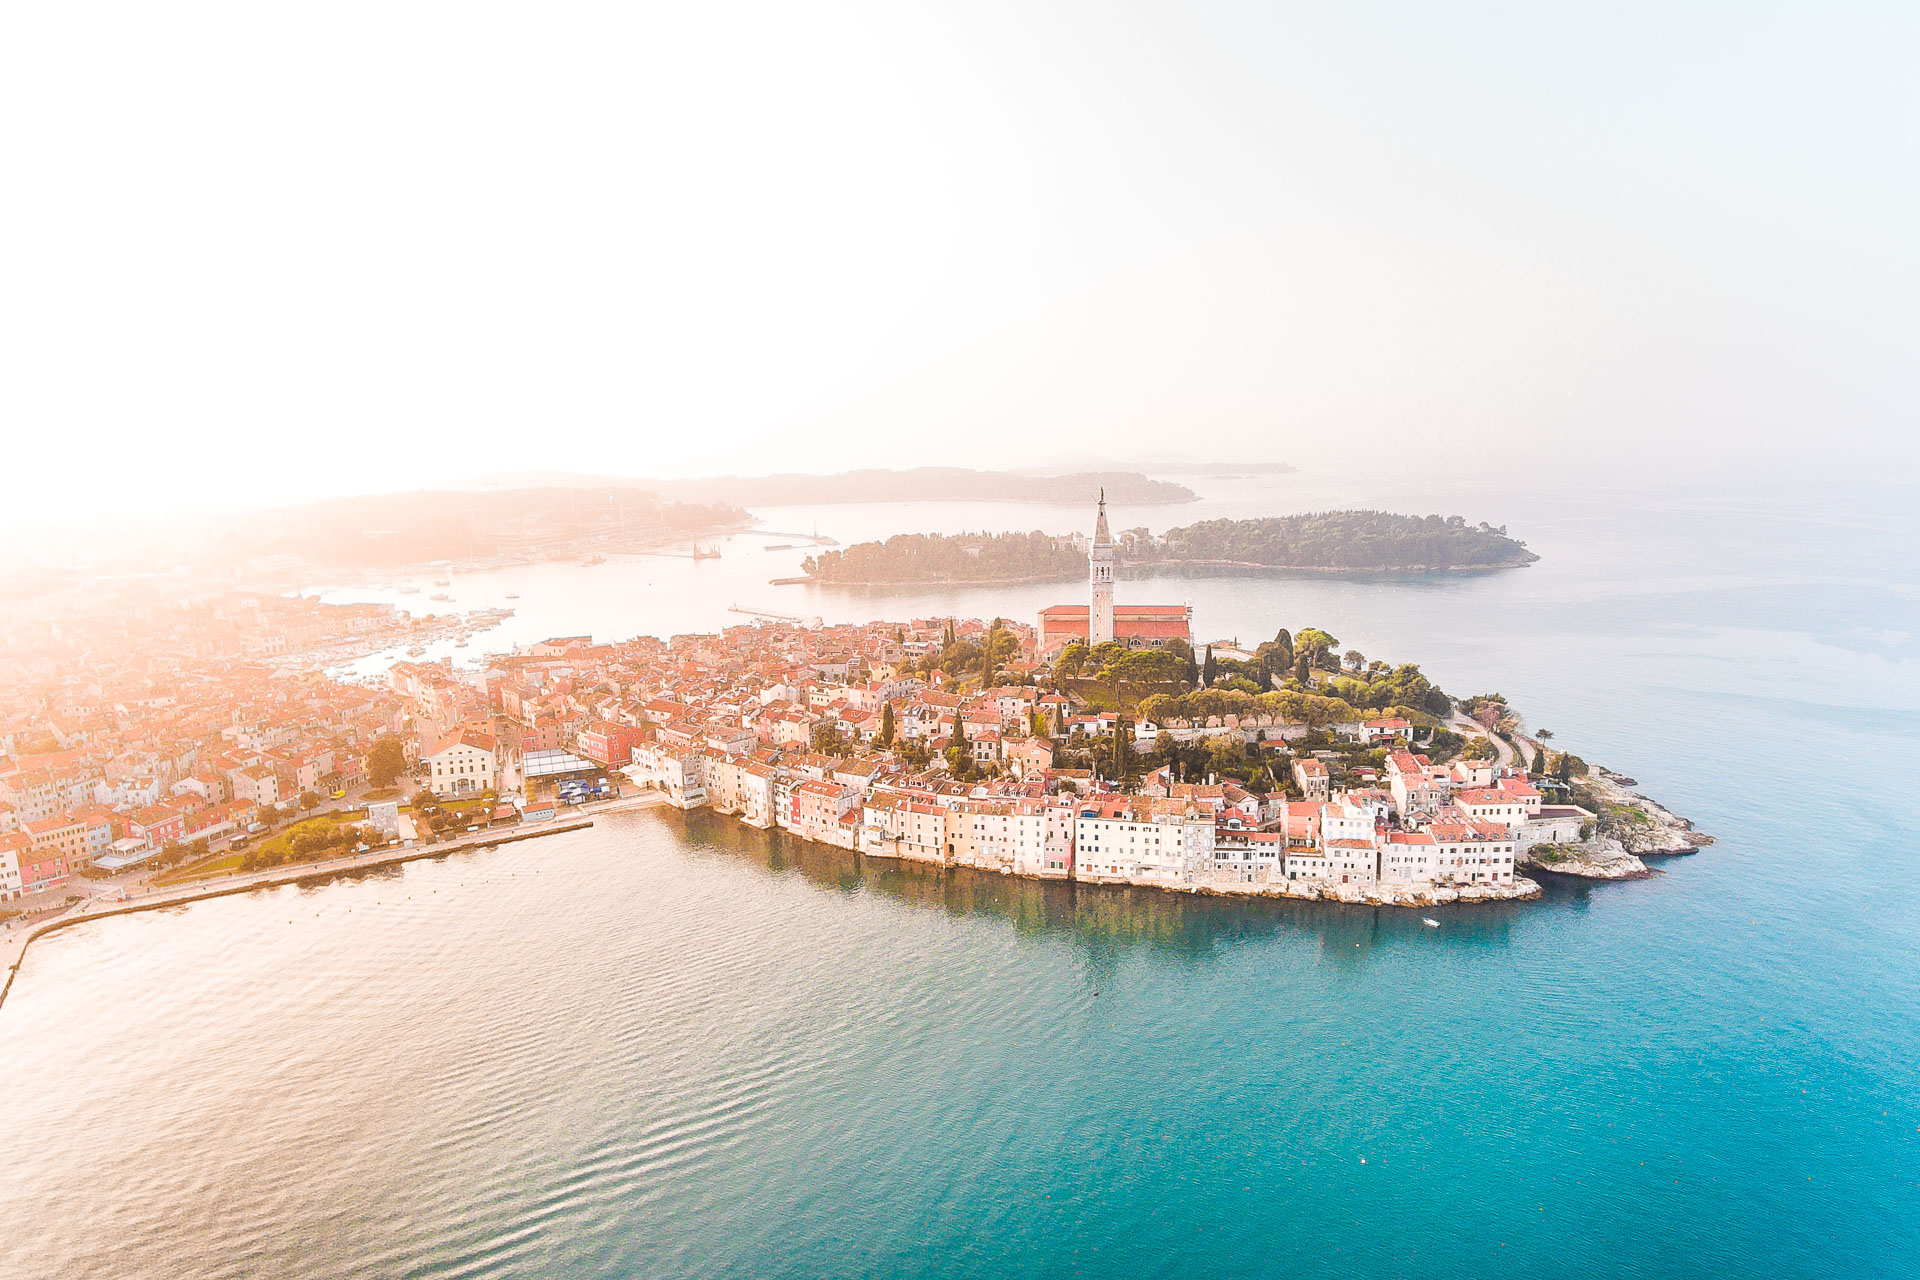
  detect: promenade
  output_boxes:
[0,809,636,1013]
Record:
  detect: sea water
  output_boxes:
[2,472,1915,1278]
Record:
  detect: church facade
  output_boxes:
[1035,494,1193,655]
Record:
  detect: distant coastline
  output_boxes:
[462,467,1201,508]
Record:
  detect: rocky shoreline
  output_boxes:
[875,853,1545,908]
[1184,875,1543,907]
[1519,768,1713,882]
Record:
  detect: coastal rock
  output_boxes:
[1520,836,1649,881]
[1580,771,1712,856]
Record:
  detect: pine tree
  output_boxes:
[1111,718,1135,784]
[878,702,895,747]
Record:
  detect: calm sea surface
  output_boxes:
[3,473,1916,1278]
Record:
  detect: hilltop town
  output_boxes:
[0,502,1706,922]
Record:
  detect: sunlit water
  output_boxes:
[3,473,1917,1278]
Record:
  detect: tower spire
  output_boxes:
[1088,490,1115,646]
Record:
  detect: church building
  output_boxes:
[1035,493,1193,654]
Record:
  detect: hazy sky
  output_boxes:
[4,1,1915,525]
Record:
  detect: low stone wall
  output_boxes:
[0,821,593,1013]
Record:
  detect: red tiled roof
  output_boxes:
[1039,604,1188,618]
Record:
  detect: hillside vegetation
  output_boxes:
[803,511,1535,583]
[1144,511,1536,571]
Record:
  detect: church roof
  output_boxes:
[1038,604,1188,618]
[1035,609,1191,640]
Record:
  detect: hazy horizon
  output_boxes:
[5,0,1917,533]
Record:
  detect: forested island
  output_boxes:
[801,511,1537,584]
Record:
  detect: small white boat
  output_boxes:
[505,592,520,599]
[1422,917,1440,928]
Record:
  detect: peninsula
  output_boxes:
[1,501,1699,947]
[799,510,1538,585]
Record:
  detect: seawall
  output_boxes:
[0,820,594,1014]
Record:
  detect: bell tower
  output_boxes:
[1088,489,1115,647]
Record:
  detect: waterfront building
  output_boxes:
[1072,799,1214,886]
[0,833,24,900]
[425,729,499,797]
[1427,809,1517,885]
[627,743,708,809]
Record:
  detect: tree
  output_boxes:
[411,789,437,810]
[946,716,970,776]
[1343,649,1365,672]
[1293,654,1311,685]
[1205,736,1244,780]
[1462,737,1499,761]
[1136,692,1178,726]
[1201,644,1217,687]
[878,702,895,747]
[298,790,321,816]
[1109,717,1136,783]
[1463,693,1509,732]
[1166,638,1198,685]
[1295,628,1340,669]
[368,736,407,788]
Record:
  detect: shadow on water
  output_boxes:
[662,809,1533,965]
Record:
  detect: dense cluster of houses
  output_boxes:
[0,588,526,903]
[0,571,1589,909]
[500,616,1586,902]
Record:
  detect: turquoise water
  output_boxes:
[3,476,1917,1278]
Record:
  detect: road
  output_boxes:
[1450,712,1516,769]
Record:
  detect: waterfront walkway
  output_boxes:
[0,812,627,1013]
